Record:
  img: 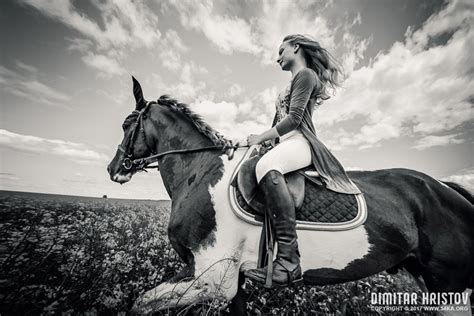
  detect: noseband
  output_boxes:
[117,101,239,172]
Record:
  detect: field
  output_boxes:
[0,190,428,315]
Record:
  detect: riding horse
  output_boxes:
[107,77,474,314]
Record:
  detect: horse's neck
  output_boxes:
[154,113,222,198]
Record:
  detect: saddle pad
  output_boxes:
[235,178,358,224]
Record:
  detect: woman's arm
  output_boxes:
[247,112,279,146]
[247,69,317,145]
[274,68,317,136]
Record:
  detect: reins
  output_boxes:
[119,100,244,172]
[120,144,238,172]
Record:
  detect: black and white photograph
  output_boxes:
[1,0,473,314]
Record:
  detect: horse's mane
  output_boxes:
[156,95,230,147]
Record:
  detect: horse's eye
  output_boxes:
[122,123,128,130]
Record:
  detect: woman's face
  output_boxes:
[276,40,295,71]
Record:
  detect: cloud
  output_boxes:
[15,60,38,73]
[339,14,373,74]
[189,86,278,139]
[180,62,208,82]
[227,83,243,98]
[0,129,109,164]
[21,0,161,50]
[82,53,125,77]
[191,99,269,139]
[67,38,94,54]
[165,0,368,72]
[0,64,70,106]
[167,0,260,55]
[413,133,465,150]
[0,173,21,181]
[158,29,189,71]
[150,72,207,102]
[148,29,210,100]
[441,167,474,193]
[317,0,474,150]
[254,2,339,64]
[20,0,161,75]
[157,0,470,153]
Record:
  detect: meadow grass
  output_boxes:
[0,190,426,315]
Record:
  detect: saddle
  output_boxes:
[230,146,367,285]
[230,147,362,226]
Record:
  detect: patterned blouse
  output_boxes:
[275,83,292,125]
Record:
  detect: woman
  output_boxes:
[243,34,361,288]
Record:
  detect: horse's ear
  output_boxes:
[132,76,146,110]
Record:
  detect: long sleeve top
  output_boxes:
[274,68,319,136]
[270,68,361,195]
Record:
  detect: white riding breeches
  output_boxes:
[255,130,312,183]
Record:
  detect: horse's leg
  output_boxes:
[415,227,472,314]
[463,289,472,316]
[228,271,249,316]
[401,256,472,316]
[402,267,429,292]
[132,251,242,313]
[435,288,472,316]
[413,275,429,293]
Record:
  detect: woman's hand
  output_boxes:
[247,134,263,146]
[247,127,279,146]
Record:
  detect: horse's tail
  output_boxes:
[440,181,474,205]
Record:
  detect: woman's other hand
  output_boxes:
[233,137,249,147]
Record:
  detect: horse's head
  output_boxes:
[107,77,158,184]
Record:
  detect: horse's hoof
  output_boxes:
[131,296,155,315]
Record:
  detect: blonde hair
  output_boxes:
[283,34,345,104]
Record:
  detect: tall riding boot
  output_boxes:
[244,170,303,287]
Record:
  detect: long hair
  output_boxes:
[283,34,345,104]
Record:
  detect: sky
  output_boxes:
[0,0,473,200]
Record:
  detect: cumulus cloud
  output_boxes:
[318,0,474,150]
[159,0,471,153]
[165,0,368,72]
[339,13,373,74]
[147,29,211,100]
[441,167,474,193]
[167,0,260,55]
[158,29,189,71]
[189,86,278,139]
[20,0,161,76]
[255,2,338,64]
[20,0,160,50]
[150,68,207,102]
[0,129,109,164]
[227,83,243,98]
[82,53,125,77]
[0,63,70,106]
[191,99,269,139]
[413,133,465,150]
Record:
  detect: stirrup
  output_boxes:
[273,275,304,288]
[247,267,304,289]
[269,260,304,288]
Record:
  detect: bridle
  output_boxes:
[117,101,240,172]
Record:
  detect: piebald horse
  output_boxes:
[107,78,474,314]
